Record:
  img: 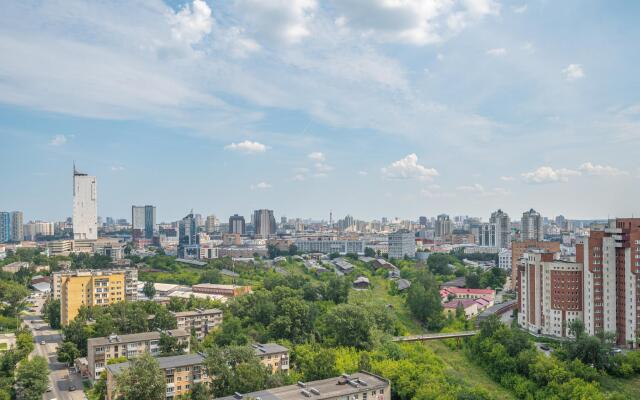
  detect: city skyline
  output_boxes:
[2,1,640,221]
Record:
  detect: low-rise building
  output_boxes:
[172,308,223,340]
[295,238,366,255]
[87,329,190,381]
[252,343,289,373]
[2,261,29,273]
[213,372,389,400]
[353,276,370,290]
[191,283,252,298]
[106,353,208,400]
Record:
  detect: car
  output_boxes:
[539,344,550,351]
[41,340,46,345]
[68,385,77,392]
[46,385,53,392]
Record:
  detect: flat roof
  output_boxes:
[172,308,222,317]
[193,283,247,290]
[214,372,389,400]
[106,353,205,375]
[87,329,188,347]
[252,343,289,355]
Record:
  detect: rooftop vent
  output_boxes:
[341,373,349,379]
[310,388,320,395]
[301,390,312,397]
[233,393,243,399]
[357,379,368,386]
[347,380,358,388]
[297,381,307,388]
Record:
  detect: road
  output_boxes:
[22,294,86,400]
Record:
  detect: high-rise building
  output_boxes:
[228,214,245,235]
[517,251,583,337]
[477,223,497,247]
[419,216,428,227]
[23,221,54,240]
[205,215,219,233]
[388,229,416,260]
[521,208,543,241]
[511,239,560,290]
[178,212,198,258]
[61,271,126,325]
[435,214,452,239]
[9,211,23,242]
[73,166,98,240]
[253,209,276,238]
[131,205,156,239]
[490,209,511,249]
[555,215,568,230]
[0,212,10,243]
[579,219,640,345]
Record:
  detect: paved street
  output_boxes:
[22,294,85,400]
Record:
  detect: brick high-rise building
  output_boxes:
[511,239,560,290]
[579,219,640,346]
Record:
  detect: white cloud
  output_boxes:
[562,64,585,81]
[486,47,507,56]
[512,4,528,14]
[225,140,268,154]
[307,151,325,161]
[236,0,317,44]
[500,176,515,181]
[456,183,510,196]
[111,165,125,172]
[357,170,368,176]
[315,163,333,172]
[170,0,213,45]
[521,166,580,183]
[49,134,67,146]
[250,181,272,190]
[292,174,306,181]
[381,154,439,181]
[579,162,628,177]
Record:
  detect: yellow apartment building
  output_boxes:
[61,271,125,325]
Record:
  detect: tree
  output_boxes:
[190,382,210,400]
[364,247,376,258]
[56,341,80,366]
[200,269,221,284]
[62,318,91,356]
[14,356,49,400]
[143,281,156,299]
[114,353,165,400]
[324,275,350,304]
[320,304,372,349]
[151,307,177,331]
[204,345,270,397]
[288,244,298,256]
[214,317,248,346]
[159,332,186,356]
[0,280,28,317]
[406,270,444,329]
[43,298,61,329]
[15,330,34,359]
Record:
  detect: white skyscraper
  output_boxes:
[73,165,98,240]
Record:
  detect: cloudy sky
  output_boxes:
[1,0,639,222]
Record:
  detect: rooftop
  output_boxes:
[87,329,188,347]
[213,372,389,400]
[252,343,289,355]
[106,353,205,375]
[172,308,223,318]
[193,283,248,290]
[441,287,494,296]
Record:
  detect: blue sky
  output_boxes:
[1,0,639,223]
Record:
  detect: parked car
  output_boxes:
[69,385,77,392]
[41,340,46,345]
[540,344,550,351]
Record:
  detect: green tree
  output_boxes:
[15,330,35,358]
[62,318,91,356]
[200,269,221,284]
[364,247,376,258]
[143,281,156,299]
[406,270,443,329]
[0,280,29,317]
[189,382,210,400]
[14,356,49,400]
[320,304,372,349]
[56,341,80,366]
[214,316,248,346]
[324,275,350,304]
[43,298,61,329]
[151,307,177,331]
[159,332,186,356]
[114,353,165,400]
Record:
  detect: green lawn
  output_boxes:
[599,373,640,398]
[0,343,7,351]
[424,340,516,400]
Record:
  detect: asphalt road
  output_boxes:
[22,294,86,400]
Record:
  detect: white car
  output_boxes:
[41,340,46,345]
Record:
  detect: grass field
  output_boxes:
[599,374,640,398]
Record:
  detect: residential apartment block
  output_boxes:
[388,229,416,260]
[61,271,126,325]
[191,283,252,297]
[52,268,138,303]
[511,239,560,290]
[106,353,207,400]
[87,329,189,381]
[252,343,289,373]
[295,238,366,255]
[172,308,223,340]
[214,372,390,400]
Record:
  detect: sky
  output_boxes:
[1,0,640,223]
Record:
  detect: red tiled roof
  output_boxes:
[443,299,477,309]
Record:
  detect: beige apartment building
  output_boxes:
[172,308,223,340]
[52,268,138,302]
[214,372,390,400]
[253,343,289,373]
[61,272,127,325]
[106,354,208,400]
[87,329,190,380]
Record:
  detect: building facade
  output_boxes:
[518,251,583,337]
[172,308,223,340]
[478,223,497,247]
[23,221,54,240]
[435,214,452,239]
[191,283,252,297]
[252,343,289,373]
[511,239,560,290]
[521,208,543,241]
[73,166,98,240]
[490,209,511,249]
[132,205,156,239]
[0,212,10,243]
[106,354,208,400]
[88,329,190,381]
[228,214,246,235]
[253,209,276,238]
[295,239,366,255]
[388,230,416,260]
[52,269,138,302]
[10,211,23,242]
